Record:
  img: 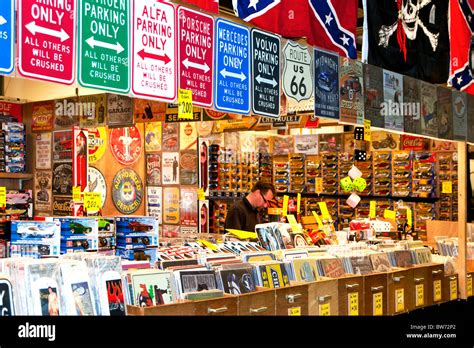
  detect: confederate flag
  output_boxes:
[233,0,358,59]
[181,0,219,13]
[448,0,474,94]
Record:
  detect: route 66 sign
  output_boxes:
[283,41,313,102]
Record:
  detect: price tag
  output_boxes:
[450,279,458,301]
[296,193,301,213]
[288,307,301,316]
[373,292,383,316]
[197,188,205,201]
[364,119,371,141]
[319,303,330,316]
[178,88,193,120]
[407,208,413,227]
[73,186,82,203]
[442,181,453,194]
[384,209,396,221]
[0,187,6,208]
[395,288,404,312]
[369,201,376,219]
[198,239,218,251]
[287,214,302,234]
[315,178,323,194]
[348,292,359,316]
[84,192,101,212]
[467,276,472,297]
[282,195,289,216]
[318,202,331,221]
[225,229,257,240]
[433,280,442,302]
[416,284,424,307]
[312,211,323,229]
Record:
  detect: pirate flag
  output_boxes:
[362,0,450,84]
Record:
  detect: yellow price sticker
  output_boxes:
[312,211,323,229]
[319,303,330,316]
[225,229,257,240]
[197,188,205,201]
[282,195,289,216]
[384,209,396,221]
[467,276,472,297]
[348,292,359,316]
[84,192,101,212]
[364,119,371,141]
[73,186,82,203]
[0,186,6,208]
[296,193,301,213]
[318,202,331,221]
[369,200,376,219]
[315,178,323,194]
[450,279,458,301]
[373,292,383,316]
[395,288,405,312]
[442,181,453,194]
[178,88,193,120]
[287,214,302,234]
[288,307,301,316]
[416,284,424,307]
[407,208,413,227]
[434,280,442,302]
[198,239,218,251]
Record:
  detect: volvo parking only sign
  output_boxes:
[0,0,14,74]
[214,18,250,114]
[251,28,280,118]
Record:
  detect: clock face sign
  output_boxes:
[109,126,142,165]
[112,168,143,214]
[88,166,107,209]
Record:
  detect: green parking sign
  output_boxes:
[78,0,130,93]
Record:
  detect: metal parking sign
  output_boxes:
[283,40,313,102]
[251,28,280,118]
[0,0,14,75]
[214,18,250,114]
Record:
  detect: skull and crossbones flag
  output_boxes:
[362,0,450,84]
[232,0,358,59]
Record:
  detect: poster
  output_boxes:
[403,75,421,135]
[162,225,179,238]
[52,196,73,216]
[199,200,209,234]
[319,134,342,152]
[162,123,179,152]
[383,70,403,131]
[468,94,474,143]
[179,123,197,151]
[202,108,230,121]
[180,150,197,186]
[144,122,162,152]
[339,57,364,125]
[54,97,80,129]
[162,152,180,185]
[31,101,54,132]
[133,99,166,123]
[53,130,73,163]
[420,82,438,138]
[363,64,384,128]
[79,94,106,128]
[314,48,339,120]
[52,163,73,195]
[146,154,161,186]
[146,186,162,224]
[452,90,467,141]
[180,187,198,227]
[294,135,318,154]
[163,187,179,225]
[371,131,400,151]
[437,87,453,140]
[107,94,133,127]
[35,133,52,170]
[0,102,23,122]
[34,170,52,212]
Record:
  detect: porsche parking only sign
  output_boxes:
[283,41,313,103]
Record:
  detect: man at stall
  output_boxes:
[224,181,275,232]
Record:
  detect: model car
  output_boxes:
[98,219,111,231]
[128,221,153,232]
[17,225,55,238]
[70,222,92,234]
[317,71,337,92]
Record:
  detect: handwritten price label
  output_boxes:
[373,292,383,316]
[348,292,359,316]
[288,307,301,316]
[416,284,424,307]
[84,192,101,212]
[395,288,405,312]
[73,186,82,203]
[319,303,330,316]
[178,88,193,120]
[450,279,458,301]
[433,280,442,302]
[0,187,6,208]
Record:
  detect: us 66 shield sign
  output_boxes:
[283,41,313,103]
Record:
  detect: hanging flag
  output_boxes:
[182,0,219,13]
[233,0,358,58]
[362,0,450,84]
[448,0,474,94]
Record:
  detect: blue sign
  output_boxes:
[0,0,14,74]
[214,18,250,114]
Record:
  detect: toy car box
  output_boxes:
[10,220,61,257]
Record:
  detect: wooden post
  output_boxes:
[457,142,467,299]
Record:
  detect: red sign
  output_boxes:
[18,0,75,84]
[0,102,22,122]
[109,126,142,165]
[178,6,214,107]
[31,101,54,132]
[401,135,430,151]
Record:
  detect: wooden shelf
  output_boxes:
[0,173,33,180]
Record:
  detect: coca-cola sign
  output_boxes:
[401,135,430,151]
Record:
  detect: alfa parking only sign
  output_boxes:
[178,6,214,107]
[283,41,313,102]
[214,18,250,114]
[132,0,177,101]
[78,0,130,93]
[251,28,280,118]
[0,0,14,75]
[18,0,76,84]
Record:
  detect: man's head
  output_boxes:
[248,181,275,209]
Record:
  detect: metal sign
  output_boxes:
[132,0,177,101]
[0,0,14,74]
[178,6,214,107]
[283,41,313,102]
[78,0,130,93]
[18,0,76,84]
[251,28,280,118]
[314,48,339,120]
[214,18,250,114]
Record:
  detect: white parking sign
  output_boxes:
[283,41,313,103]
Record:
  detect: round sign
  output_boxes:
[112,168,143,214]
[88,167,107,209]
[109,126,142,165]
[88,127,107,163]
[196,121,213,136]
[180,153,197,170]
